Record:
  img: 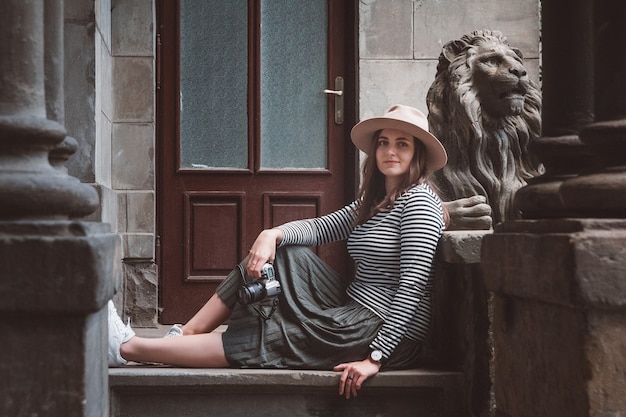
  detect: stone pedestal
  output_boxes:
[425,230,494,417]
[482,220,626,417]
[0,1,121,415]
[0,221,121,416]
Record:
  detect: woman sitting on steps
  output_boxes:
[108,104,449,400]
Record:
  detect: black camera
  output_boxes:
[236,263,281,305]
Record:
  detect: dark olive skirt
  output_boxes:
[217,245,422,370]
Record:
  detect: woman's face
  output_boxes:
[375,129,416,185]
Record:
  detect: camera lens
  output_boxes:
[236,281,266,305]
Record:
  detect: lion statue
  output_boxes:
[426,30,543,229]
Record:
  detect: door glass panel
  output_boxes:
[260,0,328,169]
[179,0,248,169]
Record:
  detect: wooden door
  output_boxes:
[157,0,357,323]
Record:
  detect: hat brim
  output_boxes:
[350,117,447,172]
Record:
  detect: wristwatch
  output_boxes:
[369,349,383,363]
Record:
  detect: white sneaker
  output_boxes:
[164,324,183,338]
[108,300,135,367]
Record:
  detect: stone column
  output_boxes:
[513,0,598,219]
[559,1,626,217]
[45,0,79,175]
[0,1,120,416]
[484,1,626,416]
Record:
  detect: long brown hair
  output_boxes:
[355,130,449,227]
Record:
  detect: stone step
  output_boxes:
[109,366,465,417]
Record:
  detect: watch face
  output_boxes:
[371,350,383,362]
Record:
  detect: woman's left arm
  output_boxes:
[334,189,444,399]
[369,189,445,357]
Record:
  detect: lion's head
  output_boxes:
[426,30,543,225]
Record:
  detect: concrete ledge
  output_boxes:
[109,367,465,417]
[110,366,462,389]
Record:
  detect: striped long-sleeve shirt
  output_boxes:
[276,183,445,360]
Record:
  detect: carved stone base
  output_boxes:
[560,167,626,217]
[514,135,598,219]
[0,115,99,219]
[483,219,626,417]
[560,119,626,218]
[0,221,121,416]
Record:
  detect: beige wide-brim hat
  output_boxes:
[350,104,447,172]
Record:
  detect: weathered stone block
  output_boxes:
[96,110,113,186]
[484,219,626,308]
[491,296,588,417]
[586,311,626,413]
[95,0,112,50]
[112,57,154,122]
[116,189,128,232]
[65,0,94,20]
[122,232,154,259]
[97,185,121,232]
[413,0,540,59]
[573,230,626,308]
[0,221,119,417]
[126,191,154,233]
[359,0,413,59]
[97,35,114,122]
[483,219,626,417]
[111,0,154,57]
[358,59,437,118]
[0,221,121,312]
[124,261,158,326]
[439,230,489,264]
[111,122,154,190]
[483,231,576,306]
[1,308,109,417]
[64,21,96,183]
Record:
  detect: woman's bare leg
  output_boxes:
[120,332,229,367]
[182,293,232,335]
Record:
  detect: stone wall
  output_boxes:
[107,0,156,325]
[358,0,540,118]
[64,0,157,324]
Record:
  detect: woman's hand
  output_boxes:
[333,358,381,399]
[246,228,283,277]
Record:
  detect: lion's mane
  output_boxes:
[427,30,543,224]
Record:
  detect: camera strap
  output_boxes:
[255,297,279,322]
[236,264,279,321]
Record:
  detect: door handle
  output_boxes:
[323,76,344,125]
